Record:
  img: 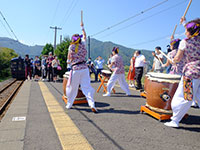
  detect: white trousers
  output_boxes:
[107,73,130,95]
[171,77,200,124]
[66,68,95,109]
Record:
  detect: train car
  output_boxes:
[11,56,25,80]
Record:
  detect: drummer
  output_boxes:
[66,21,97,113]
[164,18,200,128]
[162,38,185,75]
[103,47,130,97]
[151,46,164,73]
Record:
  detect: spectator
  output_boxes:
[47,52,54,82]
[34,56,41,81]
[87,57,97,81]
[134,50,146,90]
[67,59,72,71]
[24,54,32,80]
[127,52,135,88]
[52,56,60,82]
[94,56,104,81]
[41,55,47,81]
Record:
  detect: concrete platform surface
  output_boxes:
[0,80,199,150]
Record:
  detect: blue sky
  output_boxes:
[0,0,199,52]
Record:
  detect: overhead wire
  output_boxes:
[0,17,13,38]
[90,0,169,37]
[99,0,187,39]
[46,0,62,42]
[50,0,62,25]
[130,30,185,47]
[59,0,79,28]
[0,10,19,41]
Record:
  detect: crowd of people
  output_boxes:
[63,16,200,129]
[23,15,200,129]
[24,52,61,82]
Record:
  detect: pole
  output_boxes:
[50,26,62,54]
[88,36,90,58]
[60,35,62,44]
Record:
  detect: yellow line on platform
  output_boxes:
[38,82,93,150]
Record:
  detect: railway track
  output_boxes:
[0,79,24,120]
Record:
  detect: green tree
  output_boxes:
[41,43,54,55]
[54,37,71,76]
[0,47,18,79]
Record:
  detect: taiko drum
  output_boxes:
[145,72,181,113]
[63,72,87,104]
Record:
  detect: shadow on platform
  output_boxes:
[74,102,110,108]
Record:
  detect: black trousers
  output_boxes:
[48,66,53,81]
[96,69,103,81]
[135,67,143,88]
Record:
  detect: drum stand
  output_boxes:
[140,106,189,121]
[96,74,116,93]
[140,92,146,98]
[140,106,172,121]
[62,95,87,105]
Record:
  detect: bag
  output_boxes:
[57,65,62,70]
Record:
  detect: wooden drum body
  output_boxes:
[63,72,87,104]
[145,73,181,113]
[101,70,112,78]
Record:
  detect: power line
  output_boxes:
[59,0,79,28]
[62,0,79,27]
[91,0,169,37]
[99,0,187,39]
[0,17,13,38]
[130,30,184,47]
[50,0,62,25]
[0,10,19,41]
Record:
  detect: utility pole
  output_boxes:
[88,36,90,58]
[50,26,62,54]
[60,35,62,44]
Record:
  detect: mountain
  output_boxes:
[0,37,154,66]
[89,38,154,66]
[0,37,43,58]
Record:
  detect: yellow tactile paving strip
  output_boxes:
[38,82,93,150]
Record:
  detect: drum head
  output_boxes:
[148,72,181,83]
[101,70,112,74]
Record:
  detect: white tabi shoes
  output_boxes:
[164,121,179,128]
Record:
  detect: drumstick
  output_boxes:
[153,53,164,65]
[183,0,192,19]
[172,24,177,38]
[81,10,83,23]
[159,50,172,62]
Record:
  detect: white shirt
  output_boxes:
[153,53,163,70]
[178,39,186,51]
[135,54,145,67]
[94,59,105,69]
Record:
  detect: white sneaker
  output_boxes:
[103,93,111,97]
[164,121,179,128]
[130,84,135,88]
[126,93,131,96]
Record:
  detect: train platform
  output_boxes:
[0,80,200,150]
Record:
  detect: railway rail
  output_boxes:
[0,79,24,120]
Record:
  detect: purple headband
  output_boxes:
[186,22,199,29]
[112,47,118,52]
[72,34,83,41]
[170,38,180,44]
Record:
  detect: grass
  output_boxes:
[0,76,11,82]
